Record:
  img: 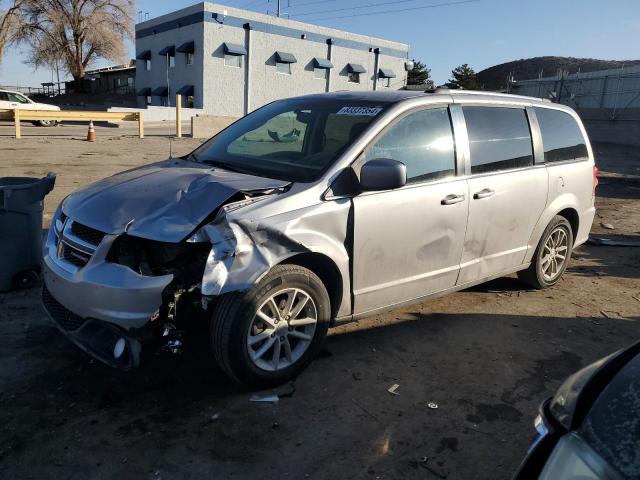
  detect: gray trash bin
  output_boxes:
[0,173,56,292]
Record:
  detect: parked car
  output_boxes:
[514,341,640,479]
[42,90,597,386]
[0,89,61,126]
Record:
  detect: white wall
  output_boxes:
[135,2,410,117]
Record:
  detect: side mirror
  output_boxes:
[359,158,407,191]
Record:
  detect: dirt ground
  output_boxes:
[0,129,639,480]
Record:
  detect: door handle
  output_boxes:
[441,194,465,205]
[473,188,495,200]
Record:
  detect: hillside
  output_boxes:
[476,56,640,90]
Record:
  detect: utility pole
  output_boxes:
[277,0,281,17]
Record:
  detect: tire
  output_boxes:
[36,120,58,127]
[518,215,574,289]
[210,264,331,388]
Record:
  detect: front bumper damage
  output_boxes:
[42,218,173,369]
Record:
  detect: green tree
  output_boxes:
[445,63,479,90]
[407,59,433,87]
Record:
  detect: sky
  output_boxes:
[1,0,640,87]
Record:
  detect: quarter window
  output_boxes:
[534,107,588,163]
[363,107,456,184]
[463,106,533,174]
[276,62,291,75]
[224,54,242,68]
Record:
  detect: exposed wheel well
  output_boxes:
[282,252,343,318]
[557,208,579,244]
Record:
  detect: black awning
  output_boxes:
[177,85,194,96]
[378,68,396,79]
[176,41,195,54]
[136,87,152,96]
[275,51,297,64]
[313,58,333,69]
[223,42,247,56]
[152,86,168,96]
[347,63,366,74]
[158,45,175,56]
[136,50,151,60]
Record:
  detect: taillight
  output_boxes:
[593,165,599,192]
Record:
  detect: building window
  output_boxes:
[169,55,175,68]
[224,54,242,68]
[276,62,291,75]
[314,67,327,80]
[186,53,194,65]
[383,77,391,88]
[185,96,194,108]
[146,96,152,105]
[145,59,151,71]
[348,72,360,83]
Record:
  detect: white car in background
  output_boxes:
[0,89,61,126]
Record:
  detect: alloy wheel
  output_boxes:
[246,288,318,372]
[541,226,569,281]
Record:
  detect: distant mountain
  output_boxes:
[476,56,640,91]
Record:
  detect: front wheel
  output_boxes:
[210,264,331,388]
[518,215,573,289]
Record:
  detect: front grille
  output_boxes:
[61,243,91,267]
[42,286,85,331]
[70,222,106,246]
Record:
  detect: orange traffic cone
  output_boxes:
[87,120,96,142]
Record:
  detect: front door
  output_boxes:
[457,106,548,284]
[352,106,469,315]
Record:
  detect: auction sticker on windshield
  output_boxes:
[336,106,383,116]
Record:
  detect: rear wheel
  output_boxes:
[36,120,58,127]
[210,264,331,388]
[518,215,573,289]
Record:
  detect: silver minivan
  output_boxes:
[42,90,597,386]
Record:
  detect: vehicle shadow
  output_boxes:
[3,309,639,479]
[571,240,640,280]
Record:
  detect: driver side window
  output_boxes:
[363,107,456,184]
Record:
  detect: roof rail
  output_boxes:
[424,87,548,102]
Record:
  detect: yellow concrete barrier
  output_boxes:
[0,109,144,139]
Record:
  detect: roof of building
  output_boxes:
[136,2,409,58]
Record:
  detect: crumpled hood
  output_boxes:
[62,159,289,242]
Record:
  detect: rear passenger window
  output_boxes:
[534,108,588,163]
[463,107,533,174]
[364,107,455,184]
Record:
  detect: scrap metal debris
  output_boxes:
[387,384,400,395]
[600,222,615,230]
[250,394,279,404]
[427,402,439,409]
[587,236,640,247]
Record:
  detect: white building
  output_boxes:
[135,2,410,117]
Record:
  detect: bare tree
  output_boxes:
[0,1,24,62]
[10,0,134,86]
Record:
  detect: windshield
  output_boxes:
[190,98,390,182]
